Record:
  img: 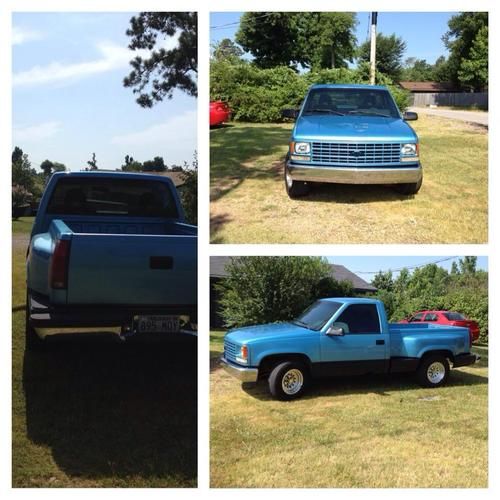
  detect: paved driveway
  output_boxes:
[409,107,488,126]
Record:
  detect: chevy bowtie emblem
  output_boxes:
[350,150,363,157]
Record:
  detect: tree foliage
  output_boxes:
[358,33,407,82]
[124,12,197,107]
[210,59,410,122]
[179,152,197,225]
[216,257,333,328]
[442,12,488,90]
[212,38,243,63]
[371,258,488,344]
[235,12,357,70]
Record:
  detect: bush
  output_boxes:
[12,184,32,219]
[216,256,331,328]
[210,60,411,122]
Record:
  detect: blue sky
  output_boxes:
[327,256,488,283]
[12,12,197,172]
[210,12,456,65]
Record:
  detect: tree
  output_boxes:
[358,33,407,81]
[12,147,35,193]
[442,12,488,90]
[212,38,243,62]
[298,12,357,69]
[124,12,197,107]
[179,152,197,225]
[121,154,143,172]
[216,257,331,327]
[87,152,98,170]
[40,159,67,178]
[459,256,477,275]
[457,25,488,91]
[401,58,435,81]
[142,156,166,172]
[371,270,394,291]
[235,12,357,70]
[12,185,33,219]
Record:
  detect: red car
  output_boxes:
[210,100,231,127]
[400,310,480,343]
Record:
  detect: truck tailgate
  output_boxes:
[66,233,196,305]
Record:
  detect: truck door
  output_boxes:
[318,303,389,376]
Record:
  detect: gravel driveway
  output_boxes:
[410,107,488,127]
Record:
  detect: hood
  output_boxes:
[293,114,417,142]
[226,322,310,345]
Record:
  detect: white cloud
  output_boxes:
[13,121,62,142]
[12,26,43,46]
[110,109,196,148]
[13,36,179,87]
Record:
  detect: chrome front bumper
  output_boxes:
[220,356,258,383]
[287,161,422,185]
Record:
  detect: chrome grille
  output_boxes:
[224,340,239,362]
[311,142,401,165]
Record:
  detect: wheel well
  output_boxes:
[258,354,312,380]
[419,350,455,366]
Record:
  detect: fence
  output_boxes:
[411,92,488,109]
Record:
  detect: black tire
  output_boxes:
[416,354,449,388]
[396,176,422,195]
[268,361,310,400]
[25,294,45,352]
[284,164,309,198]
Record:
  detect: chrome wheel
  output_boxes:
[282,369,304,395]
[427,361,446,384]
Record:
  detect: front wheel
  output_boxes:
[268,361,310,400]
[417,355,449,388]
[284,165,309,198]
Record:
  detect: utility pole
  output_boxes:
[370,12,378,85]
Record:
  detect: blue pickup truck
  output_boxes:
[26,171,197,350]
[282,84,422,198]
[221,298,479,400]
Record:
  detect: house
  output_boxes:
[210,257,377,328]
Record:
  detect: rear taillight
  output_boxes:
[49,239,71,289]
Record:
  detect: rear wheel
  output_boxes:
[417,354,449,388]
[284,164,309,198]
[396,176,422,195]
[268,361,310,400]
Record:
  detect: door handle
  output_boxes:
[376,339,385,345]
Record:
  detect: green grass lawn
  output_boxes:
[12,217,35,234]
[210,116,488,243]
[210,331,488,488]
[12,223,197,487]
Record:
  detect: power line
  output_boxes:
[210,12,276,31]
[353,256,459,274]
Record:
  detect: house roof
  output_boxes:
[210,257,377,293]
[399,81,461,92]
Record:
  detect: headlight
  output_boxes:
[293,142,311,154]
[236,345,248,364]
[401,143,418,156]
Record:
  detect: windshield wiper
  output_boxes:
[291,319,308,328]
[304,108,345,116]
[347,110,392,118]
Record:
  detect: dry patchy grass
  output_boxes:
[210,116,487,243]
[210,331,488,488]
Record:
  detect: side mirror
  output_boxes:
[326,326,344,336]
[282,108,299,119]
[403,111,418,121]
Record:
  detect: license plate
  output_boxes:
[136,315,180,333]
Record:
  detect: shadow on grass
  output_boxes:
[241,369,488,402]
[22,336,197,486]
[302,182,414,204]
[210,125,290,202]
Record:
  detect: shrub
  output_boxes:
[210,60,411,122]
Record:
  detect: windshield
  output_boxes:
[302,88,400,118]
[46,177,179,218]
[293,300,342,331]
